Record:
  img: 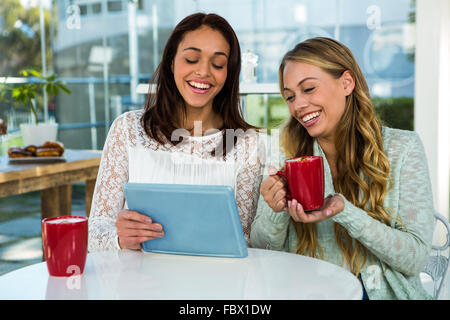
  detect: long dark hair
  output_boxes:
[141,12,257,157]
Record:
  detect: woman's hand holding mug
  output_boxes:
[261,157,345,223]
[115,210,164,250]
[260,166,289,213]
[286,194,345,223]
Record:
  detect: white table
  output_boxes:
[0,248,362,300]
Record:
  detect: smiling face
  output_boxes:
[172,25,230,112]
[282,61,354,143]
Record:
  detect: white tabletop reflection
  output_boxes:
[0,248,362,300]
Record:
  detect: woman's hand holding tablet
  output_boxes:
[115,210,165,250]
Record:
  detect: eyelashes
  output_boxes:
[185,59,225,69]
[285,87,315,102]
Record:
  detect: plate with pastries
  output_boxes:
[8,141,66,163]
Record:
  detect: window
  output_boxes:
[137,0,144,11]
[91,3,102,14]
[1,0,415,150]
[79,4,87,16]
[107,0,122,13]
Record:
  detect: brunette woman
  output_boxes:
[89,13,265,251]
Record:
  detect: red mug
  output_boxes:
[42,216,88,277]
[276,156,325,211]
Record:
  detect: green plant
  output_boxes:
[2,69,71,124]
[372,97,414,131]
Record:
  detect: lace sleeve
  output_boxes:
[88,114,129,252]
[235,132,265,245]
[332,132,435,275]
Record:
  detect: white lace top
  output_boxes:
[88,110,265,251]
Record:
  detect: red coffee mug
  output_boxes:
[42,216,88,277]
[276,156,325,211]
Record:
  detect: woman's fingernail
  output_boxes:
[146,218,152,224]
[288,200,292,208]
[268,167,276,175]
[297,203,301,211]
[326,209,333,216]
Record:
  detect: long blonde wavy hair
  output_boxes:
[279,37,393,276]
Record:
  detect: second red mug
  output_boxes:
[276,156,325,211]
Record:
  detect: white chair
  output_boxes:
[421,211,450,299]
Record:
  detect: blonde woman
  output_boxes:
[249,37,435,300]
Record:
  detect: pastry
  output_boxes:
[8,146,20,156]
[8,147,33,158]
[36,147,61,157]
[24,145,37,156]
[41,141,65,156]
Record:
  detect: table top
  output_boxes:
[0,149,102,197]
[0,149,101,180]
[0,248,363,300]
